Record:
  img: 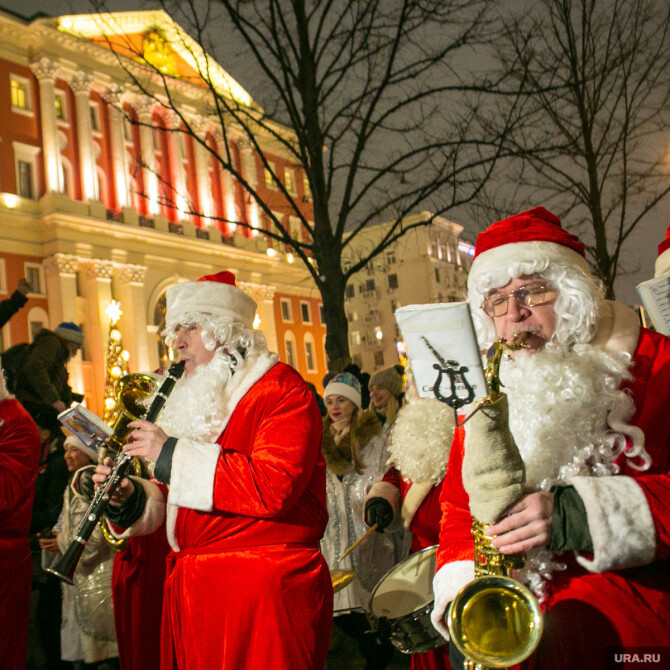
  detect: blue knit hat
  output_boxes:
[55,322,84,346]
[324,372,362,408]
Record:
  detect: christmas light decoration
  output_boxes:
[103,300,131,425]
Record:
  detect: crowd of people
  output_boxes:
[1,211,669,670]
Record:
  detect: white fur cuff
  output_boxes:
[112,478,166,539]
[571,475,656,573]
[430,560,474,641]
[168,438,221,511]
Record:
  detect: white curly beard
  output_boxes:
[499,343,648,602]
[388,398,455,484]
[155,351,233,442]
[500,343,645,490]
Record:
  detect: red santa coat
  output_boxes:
[0,398,41,670]
[124,358,332,670]
[112,526,171,670]
[436,327,670,670]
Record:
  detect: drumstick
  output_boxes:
[413,545,438,575]
[337,524,378,563]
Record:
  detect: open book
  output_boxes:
[636,275,670,337]
[58,404,113,450]
[395,302,487,408]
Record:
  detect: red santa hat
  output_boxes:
[166,271,257,331]
[467,206,590,289]
[655,221,670,277]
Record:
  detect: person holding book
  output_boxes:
[93,270,332,670]
[41,435,119,669]
[429,207,670,669]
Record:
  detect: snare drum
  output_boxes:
[368,545,447,654]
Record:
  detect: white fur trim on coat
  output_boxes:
[111,478,166,539]
[430,560,474,641]
[165,352,278,543]
[571,475,656,573]
[402,481,434,530]
[167,438,221,511]
[591,301,640,357]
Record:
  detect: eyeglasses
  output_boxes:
[481,283,557,317]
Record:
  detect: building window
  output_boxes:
[364,279,376,292]
[304,336,317,372]
[284,168,296,193]
[10,75,31,112]
[284,333,296,367]
[386,249,396,265]
[17,161,34,199]
[29,320,44,340]
[374,350,385,367]
[435,268,440,283]
[319,304,325,324]
[350,330,361,346]
[280,298,292,322]
[345,284,355,299]
[300,301,312,324]
[302,175,312,201]
[388,273,399,289]
[288,217,301,242]
[55,90,68,121]
[0,259,6,293]
[24,264,45,295]
[264,162,277,189]
[123,116,134,143]
[90,102,101,132]
[347,311,358,322]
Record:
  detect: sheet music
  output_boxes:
[395,302,487,405]
[636,275,670,337]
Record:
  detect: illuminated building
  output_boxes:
[0,8,326,414]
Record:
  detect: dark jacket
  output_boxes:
[0,289,28,330]
[15,330,75,406]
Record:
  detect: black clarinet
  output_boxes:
[47,360,185,584]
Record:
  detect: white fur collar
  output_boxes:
[591,300,640,356]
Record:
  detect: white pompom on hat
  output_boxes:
[165,271,257,331]
[64,434,97,463]
[467,206,590,290]
[655,222,670,278]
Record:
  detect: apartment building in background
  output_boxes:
[344,212,474,373]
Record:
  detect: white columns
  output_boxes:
[105,85,130,209]
[192,117,213,224]
[117,264,150,373]
[42,253,83,399]
[238,138,260,231]
[136,98,160,215]
[164,110,189,221]
[70,72,97,201]
[239,282,277,352]
[30,57,62,194]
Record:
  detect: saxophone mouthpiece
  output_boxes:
[510,331,528,349]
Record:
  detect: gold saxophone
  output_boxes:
[446,335,543,669]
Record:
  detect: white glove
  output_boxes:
[430,560,475,641]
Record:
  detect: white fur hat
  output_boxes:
[166,271,257,331]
